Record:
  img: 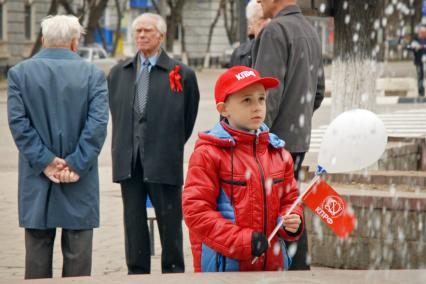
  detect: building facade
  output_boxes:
[0,0,51,76]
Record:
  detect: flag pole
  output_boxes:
[251,174,322,264]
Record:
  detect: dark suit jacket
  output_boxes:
[108,50,200,186]
[229,39,254,68]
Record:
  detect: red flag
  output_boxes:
[302,177,356,239]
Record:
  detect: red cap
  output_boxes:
[214,66,280,104]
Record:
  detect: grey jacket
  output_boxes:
[252,5,325,153]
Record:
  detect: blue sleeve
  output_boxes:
[7,67,55,175]
[65,68,109,177]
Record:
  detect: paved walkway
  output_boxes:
[0,270,425,284]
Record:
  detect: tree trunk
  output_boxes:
[412,0,423,37]
[204,0,224,68]
[97,23,108,51]
[181,19,188,64]
[165,0,186,53]
[222,0,238,44]
[112,0,124,56]
[331,0,383,118]
[58,0,77,15]
[30,0,59,56]
[85,0,109,46]
[333,0,379,61]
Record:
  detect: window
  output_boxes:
[24,3,32,40]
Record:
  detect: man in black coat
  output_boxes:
[108,13,199,274]
[253,0,325,271]
[229,0,269,68]
[408,25,426,97]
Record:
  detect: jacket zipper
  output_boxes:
[253,136,267,270]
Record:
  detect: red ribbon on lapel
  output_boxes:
[169,65,183,92]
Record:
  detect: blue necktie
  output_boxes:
[136,59,150,116]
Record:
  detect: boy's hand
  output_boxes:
[251,232,268,257]
[282,214,301,233]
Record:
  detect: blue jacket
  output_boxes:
[7,48,109,229]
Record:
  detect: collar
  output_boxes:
[275,5,302,18]
[198,120,285,149]
[33,48,81,60]
[139,51,160,67]
[123,49,171,70]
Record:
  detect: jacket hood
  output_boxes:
[196,121,285,150]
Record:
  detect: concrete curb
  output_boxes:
[398,96,426,103]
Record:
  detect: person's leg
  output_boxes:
[61,229,93,277]
[120,160,151,274]
[291,152,305,182]
[25,228,56,279]
[417,63,425,97]
[148,183,184,273]
[285,152,310,270]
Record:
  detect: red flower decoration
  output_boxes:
[169,65,183,92]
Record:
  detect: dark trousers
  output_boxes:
[416,63,424,97]
[284,152,310,271]
[25,228,93,279]
[120,158,184,274]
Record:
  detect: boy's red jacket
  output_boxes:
[183,121,304,272]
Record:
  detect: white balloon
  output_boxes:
[318,109,387,173]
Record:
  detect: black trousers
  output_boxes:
[120,158,184,274]
[25,228,93,279]
[284,152,310,271]
[416,62,424,97]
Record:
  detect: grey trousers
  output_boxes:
[25,228,93,279]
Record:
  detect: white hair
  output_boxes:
[41,15,85,46]
[246,0,264,23]
[132,13,167,35]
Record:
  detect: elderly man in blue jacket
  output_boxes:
[7,15,108,279]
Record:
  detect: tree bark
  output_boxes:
[165,0,186,52]
[204,0,224,68]
[331,0,383,118]
[112,0,125,56]
[85,0,109,46]
[333,0,380,61]
[180,17,188,64]
[58,0,77,15]
[222,0,238,44]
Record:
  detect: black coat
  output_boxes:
[229,39,254,68]
[409,35,426,65]
[108,50,199,185]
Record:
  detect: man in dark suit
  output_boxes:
[108,13,200,274]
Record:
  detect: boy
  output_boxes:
[182,66,304,272]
